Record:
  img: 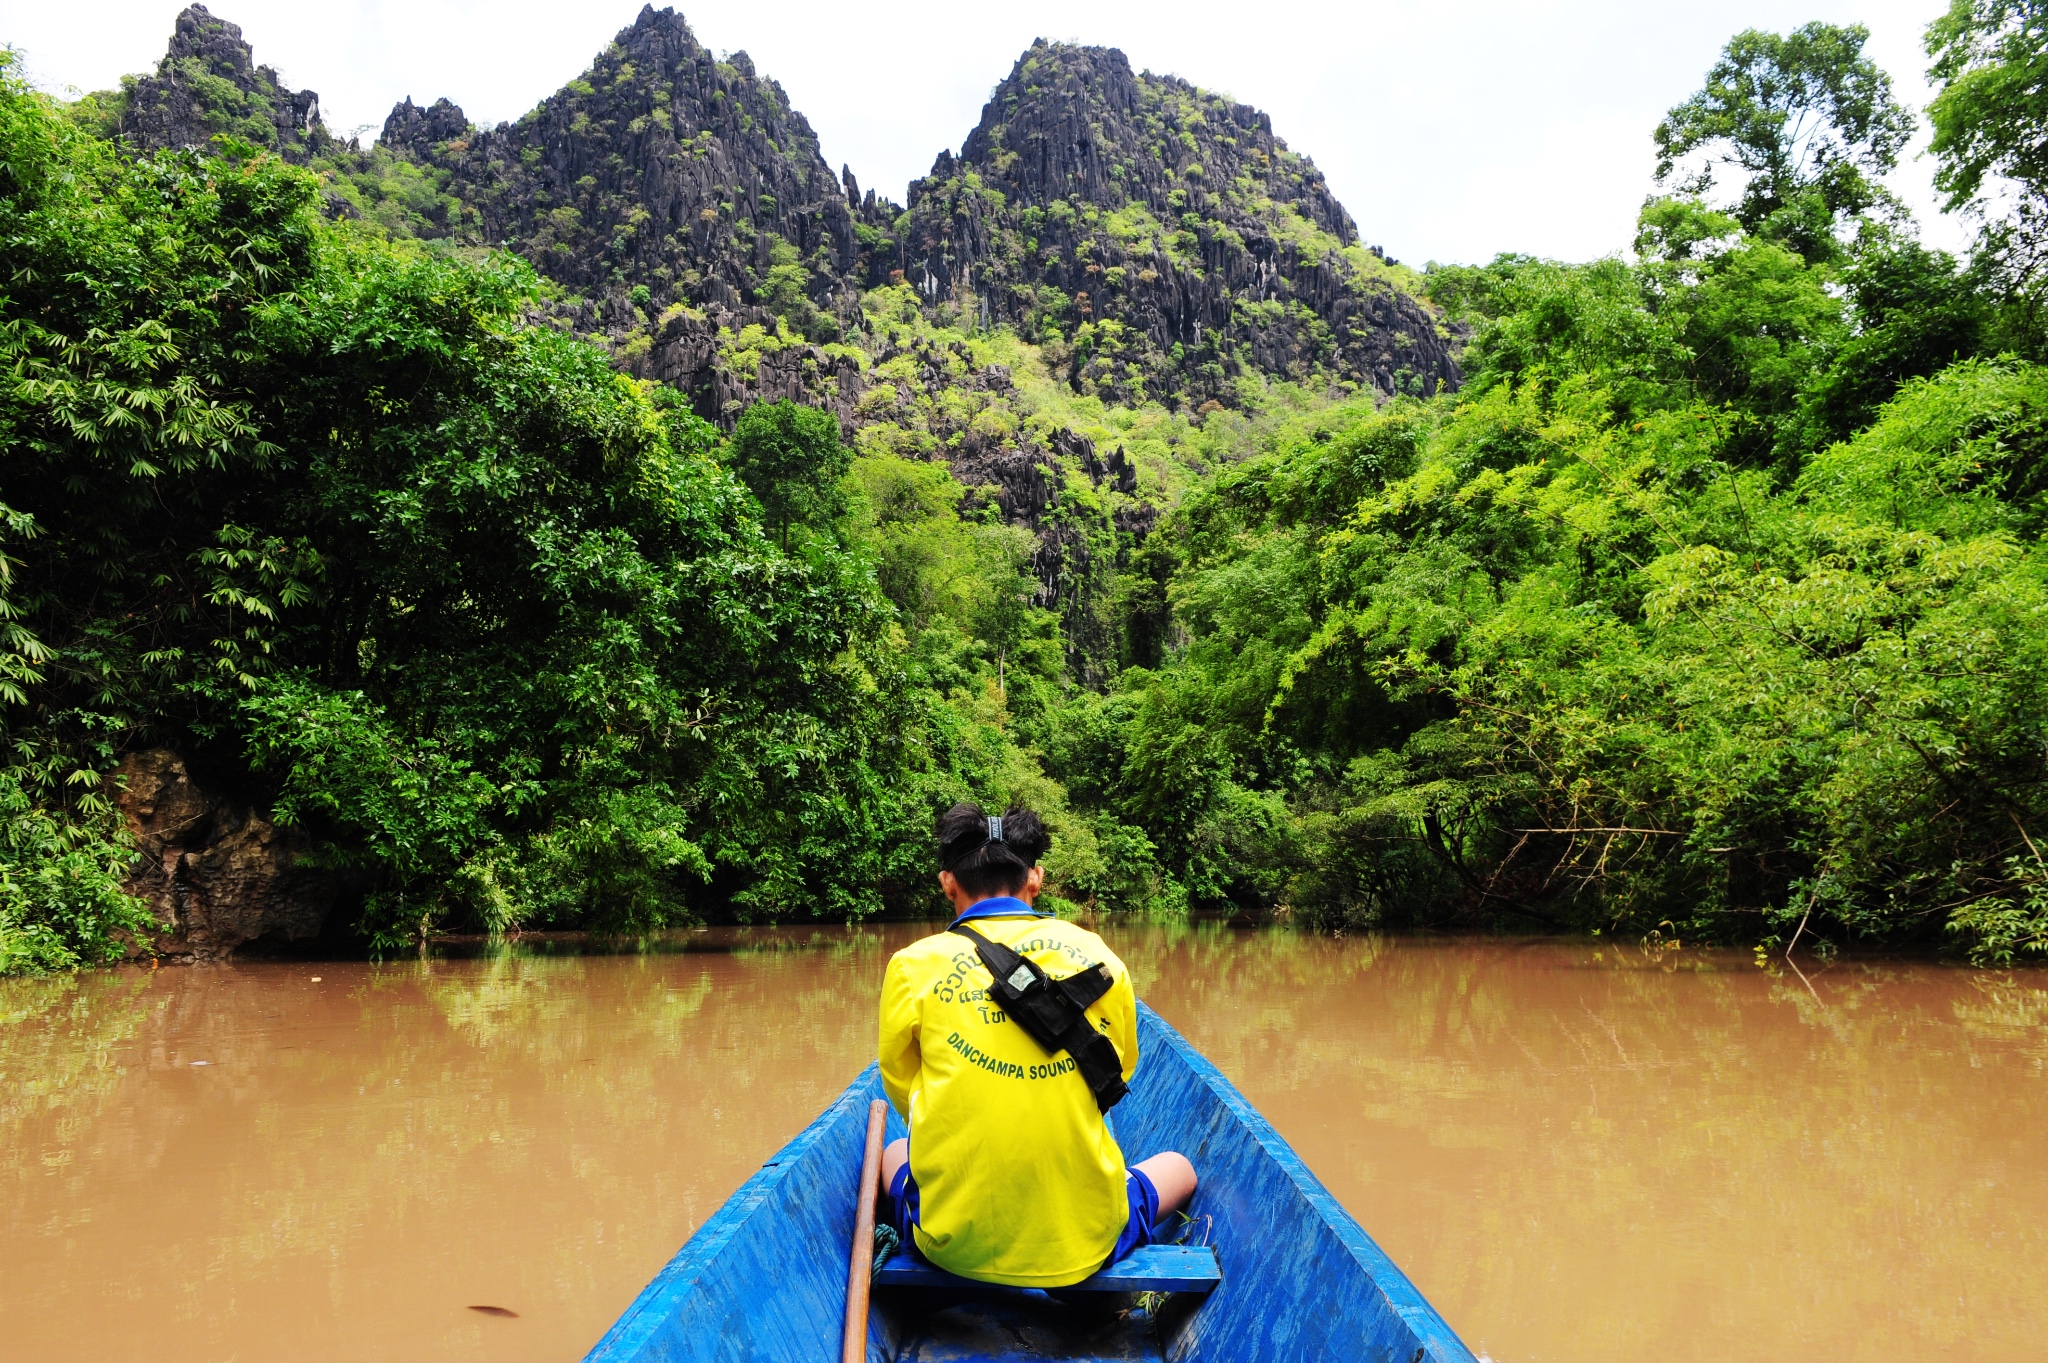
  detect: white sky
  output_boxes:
[2,0,1972,264]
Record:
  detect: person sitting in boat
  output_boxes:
[876,801,1197,1288]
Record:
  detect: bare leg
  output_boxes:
[881,1137,908,1196]
[1133,1151,1197,1219]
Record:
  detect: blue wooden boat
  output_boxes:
[586,1003,1479,1362]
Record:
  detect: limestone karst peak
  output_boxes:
[109,7,1451,406]
[898,39,1456,403]
[119,3,327,162]
[381,96,469,155]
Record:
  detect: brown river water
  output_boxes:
[3,925,2044,1362]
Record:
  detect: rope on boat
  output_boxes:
[871,1222,901,1273]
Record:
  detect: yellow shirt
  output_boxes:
[877,908,1139,1287]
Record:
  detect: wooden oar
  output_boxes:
[840,1098,888,1363]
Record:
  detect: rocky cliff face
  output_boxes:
[111,10,1453,422]
[116,4,330,164]
[902,42,1458,406]
[385,7,897,344]
[626,302,869,428]
[113,751,336,961]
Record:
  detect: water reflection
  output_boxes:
[1132,930,2048,1363]
[3,927,2044,1362]
[1,931,897,1363]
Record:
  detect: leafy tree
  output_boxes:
[1794,225,1989,445]
[0,63,991,965]
[1927,0,2048,326]
[726,400,852,549]
[1444,210,1843,470]
[1077,170,2044,955]
[970,529,1037,701]
[1655,23,1914,259]
[1927,0,2048,212]
[852,455,984,631]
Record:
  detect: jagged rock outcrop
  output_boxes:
[901,42,1459,406]
[382,6,900,344]
[117,4,328,163]
[113,9,1452,425]
[104,7,1449,680]
[379,95,468,156]
[625,300,868,428]
[113,750,335,961]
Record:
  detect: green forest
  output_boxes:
[6,4,2048,974]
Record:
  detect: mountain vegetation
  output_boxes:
[5,3,2048,971]
[897,42,1458,408]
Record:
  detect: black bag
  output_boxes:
[949,922,1129,1112]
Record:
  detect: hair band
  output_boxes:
[987,815,1004,844]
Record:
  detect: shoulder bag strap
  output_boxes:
[949,922,1129,1111]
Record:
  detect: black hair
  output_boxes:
[936,801,1052,899]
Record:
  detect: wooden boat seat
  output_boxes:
[873,1243,1220,1294]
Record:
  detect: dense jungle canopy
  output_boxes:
[5,2,2048,972]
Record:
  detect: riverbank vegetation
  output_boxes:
[0,67,988,970]
[5,4,2048,971]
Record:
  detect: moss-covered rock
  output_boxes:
[115,4,329,163]
[899,42,1460,409]
[381,6,899,342]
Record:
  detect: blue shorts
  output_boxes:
[887,1161,1164,1271]
[892,1154,1171,1252]
[1107,1163,1164,1264]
